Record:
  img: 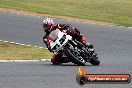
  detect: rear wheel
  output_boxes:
[65,49,85,66]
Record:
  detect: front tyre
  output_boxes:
[89,55,100,65]
[65,49,85,66]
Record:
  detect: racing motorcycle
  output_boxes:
[49,29,100,66]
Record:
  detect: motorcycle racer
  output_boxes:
[42,18,93,64]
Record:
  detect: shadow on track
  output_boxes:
[42,61,101,67]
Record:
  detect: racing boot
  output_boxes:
[51,54,61,65]
[80,36,94,49]
[51,53,69,64]
[83,42,94,49]
[61,57,69,63]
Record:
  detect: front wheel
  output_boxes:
[89,55,100,65]
[65,49,85,66]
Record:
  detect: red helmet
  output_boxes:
[43,18,54,33]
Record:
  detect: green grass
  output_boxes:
[0,41,53,60]
[0,0,132,26]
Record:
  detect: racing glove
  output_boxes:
[43,35,53,52]
[46,43,53,52]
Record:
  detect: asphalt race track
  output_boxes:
[0,12,132,88]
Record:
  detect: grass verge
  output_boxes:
[0,0,132,26]
[0,41,52,60]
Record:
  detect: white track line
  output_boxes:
[34,46,38,48]
[20,44,26,46]
[3,41,9,43]
[26,45,31,47]
[39,47,44,49]
[0,59,50,62]
[127,27,132,29]
[0,40,45,49]
[15,43,20,45]
[10,42,15,44]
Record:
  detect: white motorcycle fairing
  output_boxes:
[49,29,72,52]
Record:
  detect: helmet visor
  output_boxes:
[43,24,50,31]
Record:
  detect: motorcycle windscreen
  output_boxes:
[49,29,60,41]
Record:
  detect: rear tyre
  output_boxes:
[65,49,85,66]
